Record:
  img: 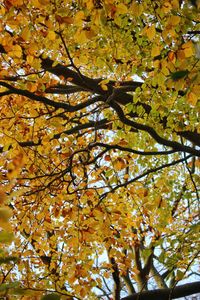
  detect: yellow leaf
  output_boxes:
[26,55,34,65]
[74,11,85,26]
[21,27,31,41]
[99,79,109,91]
[38,0,49,4]
[0,207,12,222]
[171,0,180,9]
[31,0,40,7]
[0,86,8,93]
[74,30,88,44]
[161,60,169,76]
[162,2,172,13]
[116,3,128,14]
[192,85,200,95]
[182,42,194,58]
[151,46,161,57]
[85,29,96,39]
[58,16,73,25]
[113,158,126,171]
[86,0,94,10]
[131,3,143,17]
[183,47,194,58]
[99,79,109,85]
[47,31,56,41]
[146,25,156,41]
[101,84,108,91]
[8,45,22,58]
[0,231,14,243]
[168,15,181,26]
[195,158,200,168]
[104,271,110,279]
[0,5,5,15]
[8,0,23,6]
[177,50,185,60]
[168,51,176,63]
[0,190,7,205]
[187,92,198,106]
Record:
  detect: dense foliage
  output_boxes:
[0,0,200,299]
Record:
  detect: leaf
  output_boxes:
[74,30,88,44]
[151,46,161,57]
[187,92,198,106]
[182,41,194,58]
[99,79,110,91]
[0,207,12,222]
[168,15,181,26]
[116,3,128,14]
[168,51,176,63]
[38,0,49,4]
[21,27,31,41]
[170,70,189,80]
[0,190,7,205]
[74,11,85,26]
[7,0,23,7]
[8,45,22,58]
[0,231,14,243]
[176,270,184,280]
[146,25,156,41]
[47,31,56,41]
[113,158,126,171]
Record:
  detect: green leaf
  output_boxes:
[170,70,189,80]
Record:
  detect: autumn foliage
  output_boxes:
[0,0,200,299]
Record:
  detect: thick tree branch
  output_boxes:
[1,48,200,147]
[109,100,200,156]
[110,256,121,300]
[89,142,177,156]
[45,84,90,94]
[121,281,200,300]
[107,247,121,300]
[40,58,200,146]
[122,271,136,295]
[41,57,105,94]
[0,81,105,111]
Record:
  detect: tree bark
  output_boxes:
[121,281,200,300]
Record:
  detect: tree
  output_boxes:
[0,0,199,299]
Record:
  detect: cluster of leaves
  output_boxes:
[0,0,199,299]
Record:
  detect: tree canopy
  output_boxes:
[0,0,200,299]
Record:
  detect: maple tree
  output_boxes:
[0,0,200,299]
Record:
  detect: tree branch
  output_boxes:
[98,154,193,205]
[109,100,200,156]
[121,281,200,300]
[0,81,105,111]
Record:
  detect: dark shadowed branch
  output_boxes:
[121,281,200,300]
